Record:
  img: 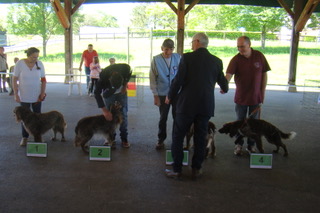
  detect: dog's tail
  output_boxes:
[280,131,297,140]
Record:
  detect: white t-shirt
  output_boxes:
[13,59,45,103]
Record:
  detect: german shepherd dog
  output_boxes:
[185,121,217,158]
[218,118,296,156]
[13,106,66,142]
[74,102,123,153]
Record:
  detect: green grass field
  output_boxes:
[5,37,320,86]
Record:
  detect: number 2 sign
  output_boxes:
[89,146,111,161]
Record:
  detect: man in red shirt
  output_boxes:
[79,44,98,88]
[225,36,270,155]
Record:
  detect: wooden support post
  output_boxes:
[288,0,308,92]
[64,0,72,84]
[177,0,185,55]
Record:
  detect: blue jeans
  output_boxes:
[20,102,42,138]
[104,93,128,142]
[85,66,90,88]
[235,104,260,147]
[158,96,176,142]
[171,113,210,173]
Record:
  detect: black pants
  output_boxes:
[171,113,210,173]
[158,96,175,142]
[89,78,98,93]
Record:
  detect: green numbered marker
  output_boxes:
[27,142,47,157]
[89,146,111,161]
[250,153,273,169]
[166,150,189,166]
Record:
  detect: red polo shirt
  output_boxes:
[82,50,98,67]
[226,49,271,105]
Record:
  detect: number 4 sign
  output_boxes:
[250,153,273,169]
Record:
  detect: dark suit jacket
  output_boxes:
[168,48,228,117]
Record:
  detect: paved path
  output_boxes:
[0,83,319,213]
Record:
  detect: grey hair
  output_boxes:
[193,33,209,48]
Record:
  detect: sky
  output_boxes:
[0,3,139,27]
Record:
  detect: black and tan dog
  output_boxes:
[74,102,123,153]
[13,106,66,142]
[185,121,217,158]
[218,118,296,156]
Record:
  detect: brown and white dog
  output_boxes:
[185,121,217,158]
[218,118,296,156]
[13,106,66,142]
[74,102,123,153]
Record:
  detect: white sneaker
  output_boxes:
[246,146,256,154]
[20,137,28,146]
[234,144,242,155]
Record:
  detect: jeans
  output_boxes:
[20,102,42,138]
[85,66,90,88]
[171,113,210,173]
[158,96,175,142]
[235,104,260,147]
[104,92,128,142]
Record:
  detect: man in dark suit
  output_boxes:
[165,33,229,180]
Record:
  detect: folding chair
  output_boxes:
[68,68,82,96]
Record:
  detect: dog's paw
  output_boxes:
[51,137,57,141]
[61,138,66,142]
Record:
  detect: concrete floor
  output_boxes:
[0,83,319,213]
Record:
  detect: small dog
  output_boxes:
[218,118,296,156]
[13,106,66,142]
[74,102,123,153]
[185,121,217,158]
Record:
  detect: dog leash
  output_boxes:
[248,104,262,119]
[238,104,262,135]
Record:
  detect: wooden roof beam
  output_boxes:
[185,0,201,15]
[164,0,178,14]
[72,0,86,15]
[277,0,295,19]
[295,0,320,32]
[50,0,70,29]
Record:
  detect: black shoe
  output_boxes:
[165,169,182,180]
[155,141,164,150]
[191,168,202,180]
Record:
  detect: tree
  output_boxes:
[80,11,118,28]
[131,3,176,29]
[307,13,320,30]
[217,5,287,48]
[131,4,148,28]
[145,3,176,30]
[7,3,84,57]
[186,5,220,30]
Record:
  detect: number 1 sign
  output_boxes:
[27,142,47,157]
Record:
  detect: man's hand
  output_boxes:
[14,94,21,103]
[102,107,113,121]
[153,95,160,107]
[121,85,127,94]
[165,96,170,105]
